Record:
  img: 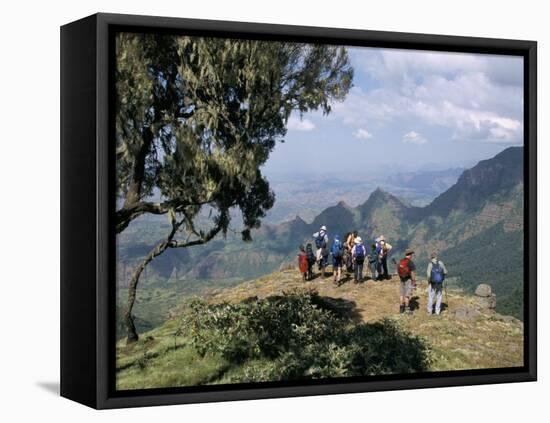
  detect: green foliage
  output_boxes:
[115,33,354,237]
[496,286,524,320]
[179,291,430,382]
[443,223,524,319]
[115,32,354,341]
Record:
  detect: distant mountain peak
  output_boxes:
[423,146,524,217]
[360,187,407,210]
[293,215,306,223]
[336,200,350,208]
[371,187,386,196]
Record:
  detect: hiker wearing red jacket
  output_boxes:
[398,248,417,314]
[297,245,308,281]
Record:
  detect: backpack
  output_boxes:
[315,233,327,249]
[398,258,411,278]
[331,240,343,258]
[355,245,365,261]
[306,246,316,264]
[430,261,444,284]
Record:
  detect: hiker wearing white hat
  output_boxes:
[351,236,366,283]
[377,235,393,281]
[312,226,329,277]
[344,231,358,274]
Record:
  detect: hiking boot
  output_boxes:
[399,305,405,314]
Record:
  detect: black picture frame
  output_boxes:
[60,12,537,409]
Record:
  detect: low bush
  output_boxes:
[179,290,430,382]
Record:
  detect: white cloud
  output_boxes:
[353,128,373,140]
[352,48,523,88]
[402,131,427,145]
[287,115,316,131]
[332,49,524,145]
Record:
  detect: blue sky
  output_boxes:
[263,46,524,177]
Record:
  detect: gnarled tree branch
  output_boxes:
[124,212,223,343]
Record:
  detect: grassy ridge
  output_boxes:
[116,270,524,390]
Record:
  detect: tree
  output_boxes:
[116,32,354,343]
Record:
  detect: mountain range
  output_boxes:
[117,146,525,323]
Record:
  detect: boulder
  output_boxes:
[501,315,519,324]
[475,294,497,310]
[279,261,296,272]
[452,306,481,321]
[475,284,493,297]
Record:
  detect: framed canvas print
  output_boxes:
[60,13,537,409]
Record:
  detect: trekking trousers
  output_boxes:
[354,260,364,281]
[369,261,377,279]
[427,282,443,314]
[316,248,322,262]
[380,256,389,278]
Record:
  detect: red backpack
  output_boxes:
[398,258,411,278]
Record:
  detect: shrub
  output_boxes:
[179,290,430,381]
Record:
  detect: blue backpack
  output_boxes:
[331,240,343,258]
[315,233,327,249]
[430,261,444,284]
[355,245,365,261]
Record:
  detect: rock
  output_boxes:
[501,315,519,324]
[475,284,493,297]
[475,294,497,310]
[279,262,296,272]
[452,306,481,321]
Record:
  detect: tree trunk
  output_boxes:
[123,215,222,344]
[125,239,170,343]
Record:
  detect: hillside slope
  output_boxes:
[116,268,524,390]
[115,147,525,339]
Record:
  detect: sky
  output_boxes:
[263,46,524,177]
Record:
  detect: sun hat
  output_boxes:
[405,248,415,256]
[354,236,362,244]
[320,225,327,231]
[431,251,438,258]
[379,235,385,241]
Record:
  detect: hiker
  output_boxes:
[351,236,366,283]
[426,251,448,315]
[313,226,329,277]
[345,231,357,273]
[343,232,352,273]
[368,243,379,280]
[305,243,316,280]
[397,248,417,314]
[374,237,383,279]
[297,245,308,282]
[376,235,392,280]
[331,234,344,284]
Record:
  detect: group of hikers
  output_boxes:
[297,225,448,315]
